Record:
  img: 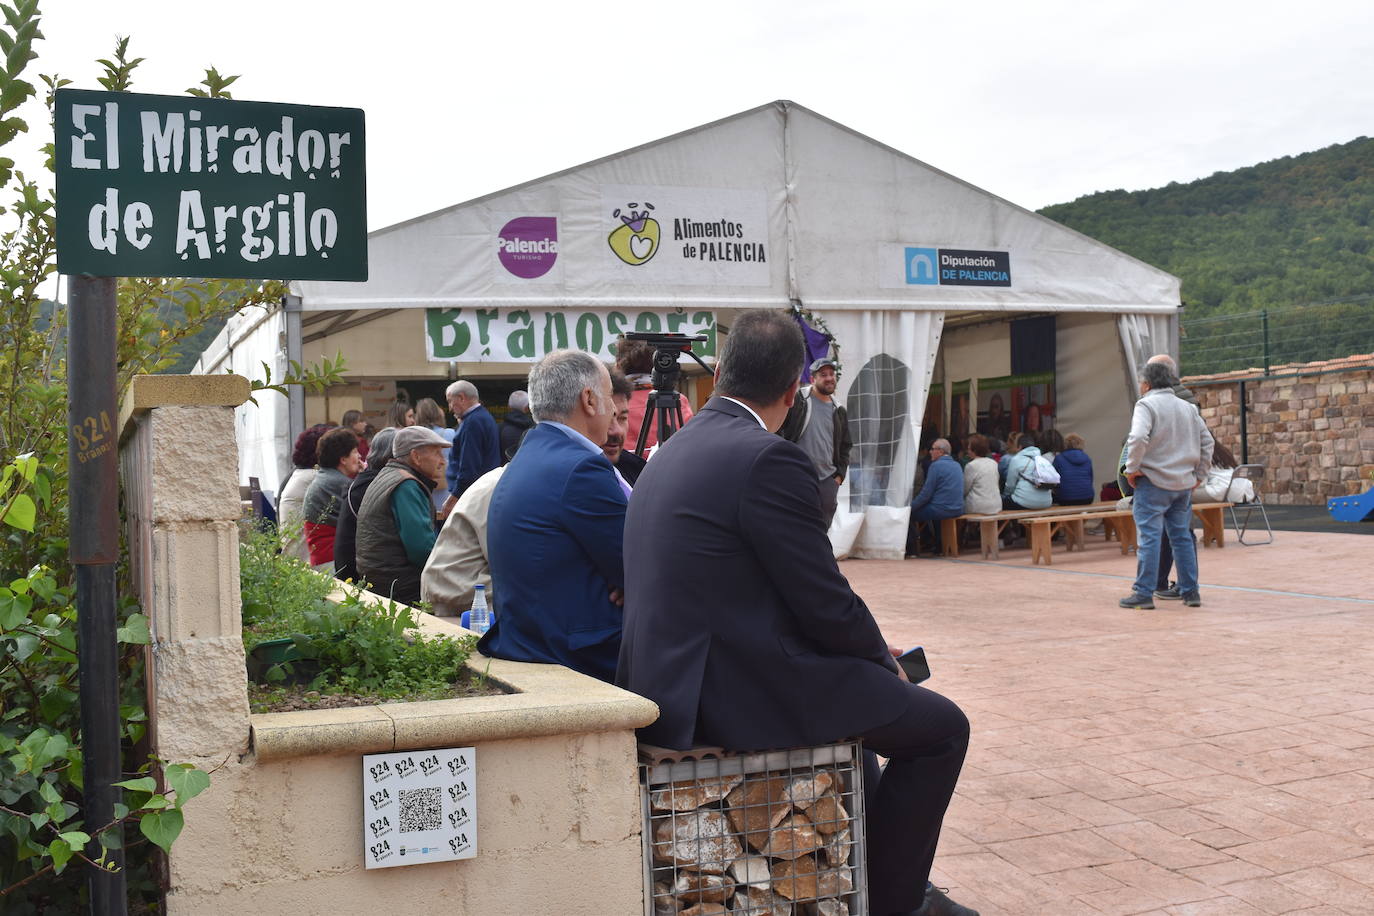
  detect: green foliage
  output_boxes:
[239,527,477,707]
[1040,136,1374,372]
[287,596,478,699]
[0,6,344,907]
[238,522,335,644]
[0,519,209,906]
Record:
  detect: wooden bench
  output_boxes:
[1023,501,1232,566]
[953,501,1231,565]
[955,502,1123,560]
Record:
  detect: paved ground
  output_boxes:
[1261,504,1374,535]
[845,527,1374,915]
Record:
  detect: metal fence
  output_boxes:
[1180,296,1374,376]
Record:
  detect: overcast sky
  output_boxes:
[29,0,1374,231]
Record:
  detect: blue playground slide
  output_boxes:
[1328,487,1374,522]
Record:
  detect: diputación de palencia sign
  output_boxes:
[54,88,367,281]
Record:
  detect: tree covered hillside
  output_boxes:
[1039,136,1374,316]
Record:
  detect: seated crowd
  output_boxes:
[903,427,1100,554]
[272,314,980,916]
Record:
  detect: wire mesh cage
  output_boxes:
[640,741,867,916]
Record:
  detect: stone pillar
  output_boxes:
[118,375,254,763]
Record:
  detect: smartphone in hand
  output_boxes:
[897,646,931,684]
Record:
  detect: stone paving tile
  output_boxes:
[1188,799,1308,842]
[954,770,1076,804]
[1074,884,1171,914]
[1325,853,1374,886]
[1093,858,1226,905]
[1188,827,1259,850]
[986,828,1136,874]
[1162,897,1267,914]
[1224,830,1368,874]
[847,533,1374,915]
[1273,866,1374,911]
[1094,821,1234,870]
[1274,771,1374,806]
[1214,876,1316,914]
[1139,807,1222,837]
[1178,858,1273,886]
[932,850,1071,912]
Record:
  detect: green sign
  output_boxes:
[425,308,717,363]
[54,89,366,280]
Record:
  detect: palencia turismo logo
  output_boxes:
[497,216,559,279]
[608,202,660,265]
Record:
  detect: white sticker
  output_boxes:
[362,747,476,868]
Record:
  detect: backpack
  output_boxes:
[1022,454,1061,490]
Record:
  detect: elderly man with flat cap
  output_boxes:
[355,425,449,605]
[779,355,853,528]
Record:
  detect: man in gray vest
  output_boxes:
[779,357,852,528]
[356,426,449,606]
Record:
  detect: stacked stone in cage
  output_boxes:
[647,766,857,916]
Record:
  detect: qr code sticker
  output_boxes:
[397,786,443,833]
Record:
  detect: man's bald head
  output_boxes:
[1146,353,1178,376]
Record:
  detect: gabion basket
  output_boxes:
[639,741,867,916]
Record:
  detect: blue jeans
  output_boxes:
[1131,477,1198,598]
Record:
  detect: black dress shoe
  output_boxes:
[904,885,980,916]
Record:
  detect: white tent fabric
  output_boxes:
[295,102,1178,318]
[823,310,944,560]
[193,307,293,496]
[1117,313,1179,400]
[275,101,1181,557]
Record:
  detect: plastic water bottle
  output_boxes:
[468,584,491,635]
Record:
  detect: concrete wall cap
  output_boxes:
[120,374,252,443]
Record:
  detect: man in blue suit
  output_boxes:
[618,310,976,916]
[441,380,501,517]
[479,351,627,682]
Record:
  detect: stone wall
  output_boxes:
[118,375,659,915]
[1185,358,1374,505]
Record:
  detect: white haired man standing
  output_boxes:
[479,350,627,682]
[441,379,501,517]
[499,389,534,462]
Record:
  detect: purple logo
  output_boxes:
[497,217,558,278]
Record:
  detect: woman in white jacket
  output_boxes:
[963,434,1003,516]
[1201,441,1253,503]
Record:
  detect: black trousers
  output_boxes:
[859,684,971,915]
[817,474,840,529]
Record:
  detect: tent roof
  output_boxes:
[296,101,1179,314]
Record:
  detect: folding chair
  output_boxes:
[1226,464,1273,545]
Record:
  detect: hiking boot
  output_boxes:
[1182,592,1202,607]
[1119,593,1155,610]
[1154,584,1182,600]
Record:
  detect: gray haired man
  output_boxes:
[1120,361,1214,610]
[499,388,534,462]
[442,379,501,516]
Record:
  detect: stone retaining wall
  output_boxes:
[118,375,659,915]
[1186,359,1374,505]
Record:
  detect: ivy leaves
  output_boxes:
[110,764,208,854]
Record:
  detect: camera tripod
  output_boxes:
[626,331,711,457]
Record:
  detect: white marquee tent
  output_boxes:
[200,100,1180,559]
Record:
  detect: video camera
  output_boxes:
[621,332,711,454]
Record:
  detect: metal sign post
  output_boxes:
[66,274,125,913]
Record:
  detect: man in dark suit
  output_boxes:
[479,350,627,682]
[441,380,501,516]
[618,309,976,916]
